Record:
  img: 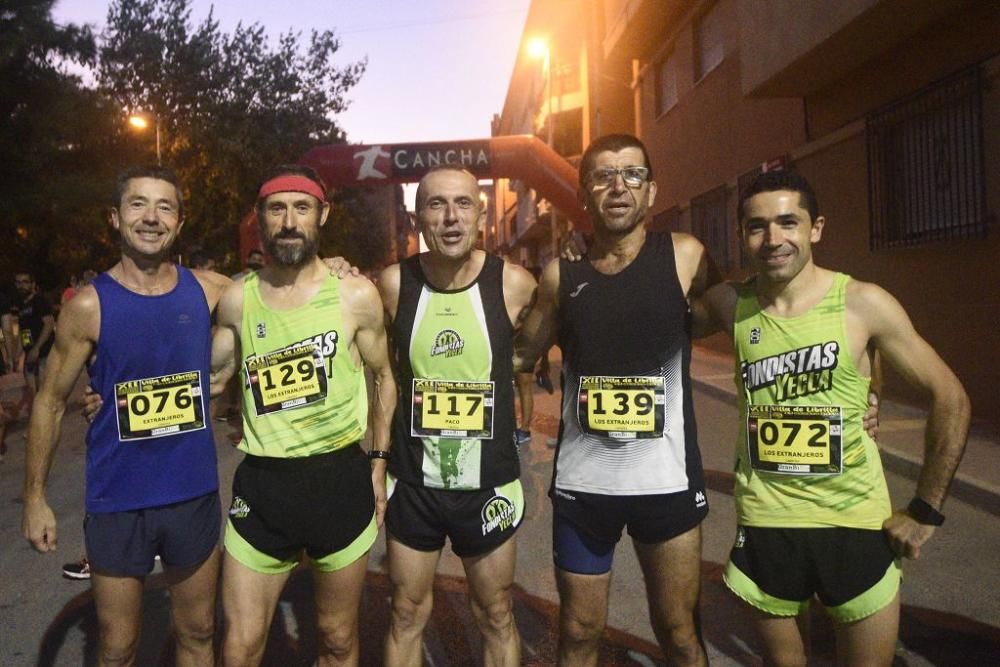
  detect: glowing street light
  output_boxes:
[526,37,548,60]
[127,111,161,165]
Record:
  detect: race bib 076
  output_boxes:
[747,404,843,475]
[577,376,665,440]
[115,371,206,441]
[411,379,494,439]
[245,343,328,417]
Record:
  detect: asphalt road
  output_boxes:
[1,361,998,666]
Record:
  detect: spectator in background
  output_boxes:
[0,285,17,462]
[60,270,98,309]
[61,276,79,307]
[189,249,216,272]
[14,270,55,414]
[229,248,264,281]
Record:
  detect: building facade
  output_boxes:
[500,0,999,422]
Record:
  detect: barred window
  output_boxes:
[866,66,988,250]
[656,52,679,115]
[694,2,725,81]
[690,184,732,271]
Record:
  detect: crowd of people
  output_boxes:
[15,132,970,667]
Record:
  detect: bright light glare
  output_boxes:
[526,37,548,59]
[128,115,149,129]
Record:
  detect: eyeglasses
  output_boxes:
[587,166,650,189]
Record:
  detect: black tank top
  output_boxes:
[389,253,519,489]
[555,232,704,495]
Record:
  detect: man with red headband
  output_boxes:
[210,164,396,666]
[23,164,231,666]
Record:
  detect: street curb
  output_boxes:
[690,377,1000,518]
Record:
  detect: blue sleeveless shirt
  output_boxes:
[86,267,218,512]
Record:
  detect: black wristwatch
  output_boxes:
[368,449,389,461]
[907,497,945,526]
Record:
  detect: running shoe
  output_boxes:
[516,429,532,445]
[62,558,90,580]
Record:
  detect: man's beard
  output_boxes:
[264,230,318,267]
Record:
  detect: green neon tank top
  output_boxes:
[238,272,367,458]
[733,272,891,528]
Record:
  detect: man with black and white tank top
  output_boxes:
[377,166,536,667]
[516,134,718,666]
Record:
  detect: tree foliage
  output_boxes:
[0,0,121,285]
[2,0,376,287]
[98,0,367,268]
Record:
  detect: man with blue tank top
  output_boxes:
[22,165,231,666]
[209,164,396,667]
[516,134,717,665]
[698,170,969,666]
[377,166,537,667]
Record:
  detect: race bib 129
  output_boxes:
[245,343,328,417]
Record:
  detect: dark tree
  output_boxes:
[98,0,368,270]
[0,0,120,286]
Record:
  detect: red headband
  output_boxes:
[257,175,326,202]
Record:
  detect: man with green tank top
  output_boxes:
[700,169,970,666]
[210,164,396,667]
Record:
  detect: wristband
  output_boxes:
[907,497,945,526]
[368,450,389,461]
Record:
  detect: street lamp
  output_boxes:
[527,37,553,147]
[127,112,161,165]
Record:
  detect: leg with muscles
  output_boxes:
[633,525,707,666]
[90,572,144,667]
[221,552,291,667]
[555,567,612,667]
[164,548,220,667]
[313,553,370,667]
[751,609,810,667]
[834,593,899,667]
[463,537,520,667]
[384,539,442,667]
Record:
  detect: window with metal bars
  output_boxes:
[690,184,732,271]
[866,66,988,250]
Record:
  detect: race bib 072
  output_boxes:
[747,404,843,475]
[115,371,206,441]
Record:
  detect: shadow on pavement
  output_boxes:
[35,564,1000,666]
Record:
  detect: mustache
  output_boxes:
[272,229,306,240]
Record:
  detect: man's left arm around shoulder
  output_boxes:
[512,260,555,373]
[343,276,397,529]
[855,282,971,559]
[672,233,724,339]
[209,280,243,398]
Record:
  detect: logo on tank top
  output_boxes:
[741,341,839,401]
[569,282,590,298]
[749,327,761,344]
[431,329,464,358]
[256,322,267,338]
[229,496,251,519]
[481,495,515,535]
